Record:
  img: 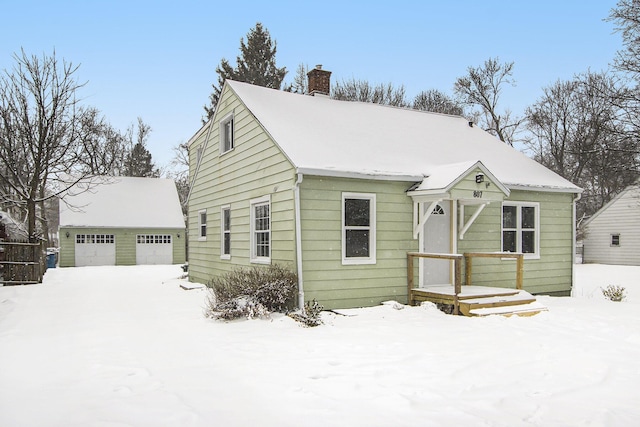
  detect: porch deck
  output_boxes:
[407,252,547,317]
[411,285,547,317]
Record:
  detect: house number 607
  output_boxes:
[473,191,483,198]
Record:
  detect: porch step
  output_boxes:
[467,301,548,317]
[459,290,547,317]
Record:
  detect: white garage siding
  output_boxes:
[75,234,116,266]
[136,234,173,265]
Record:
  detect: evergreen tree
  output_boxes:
[204,23,287,120]
[125,142,159,177]
[123,118,159,177]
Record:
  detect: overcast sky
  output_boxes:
[0,0,622,168]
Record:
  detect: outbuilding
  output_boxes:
[58,177,186,267]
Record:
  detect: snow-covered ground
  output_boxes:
[0,264,638,427]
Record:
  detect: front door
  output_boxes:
[421,201,452,286]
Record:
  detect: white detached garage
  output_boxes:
[58,177,186,267]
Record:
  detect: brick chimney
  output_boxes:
[307,65,331,96]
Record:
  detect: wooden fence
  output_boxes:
[0,240,47,285]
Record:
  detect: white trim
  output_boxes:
[506,184,583,194]
[296,167,423,182]
[458,203,488,240]
[342,192,376,265]
[501,201,540,260]
[198,209,207,241]
[219,112,235,155]
[220,205,231,260]
[413,200,441,239]
[250,195,271,264]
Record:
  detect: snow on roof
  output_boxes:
[410,160,509,196]
[59,177,185,229]
[226,80,581,192]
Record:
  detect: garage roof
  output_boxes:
[59,177,185,229]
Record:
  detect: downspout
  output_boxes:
[571,192,582,296]
[294,172,305,309]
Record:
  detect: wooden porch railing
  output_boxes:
[407,252,463,314]
[464,252,524,290]
[407,251,525,315]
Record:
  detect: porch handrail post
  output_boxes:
[516,254,524,290]
[453,257,461,315]
[464,254,472,286]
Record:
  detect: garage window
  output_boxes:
[76,234,115,244]
[137,235,172,244]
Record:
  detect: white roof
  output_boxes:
[59,177,185,228]
[225,80,580,192]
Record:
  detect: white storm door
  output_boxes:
[421,202,452,286]
[75,234,116,266]
[136,235,173,265]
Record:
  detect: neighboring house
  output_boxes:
[59,177,186,267]
[0,210,28,241]
[187,67,582,310]
[582,184,640,265]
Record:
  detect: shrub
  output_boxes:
[205,264,298,320]
[601,285,626,302]
[289,299,324,327]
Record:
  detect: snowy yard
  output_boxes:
[0,264,639,427]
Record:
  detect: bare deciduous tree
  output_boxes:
[0,50,114,241]
[412,89,464,116]
[454,57,521,145]
[167,141,189,215]
[525,71,637,217]
[332,78,408,107]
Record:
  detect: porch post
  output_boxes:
[516,254,524,290]
[453,257,462,315]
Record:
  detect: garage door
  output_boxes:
[75,234,116,266]
[136,234,173,265]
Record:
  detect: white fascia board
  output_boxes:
[295,167,423,182]
[506,184,583,194]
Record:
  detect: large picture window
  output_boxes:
[221,205,231,259]
[342,193,376,264]
[250,196,270,264]
[502,202,539,258]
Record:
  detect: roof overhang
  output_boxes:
[296,167,423,182]
[407,160,510,202]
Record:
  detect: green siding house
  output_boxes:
[59,177,186,267]
[187,68,581,310]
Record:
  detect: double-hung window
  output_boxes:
[250,196,270,264]
[221,205,231,259]
[198,209,207,240]
[220,114,234,154]
[502,202,539,258]
[342,193,376,264]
